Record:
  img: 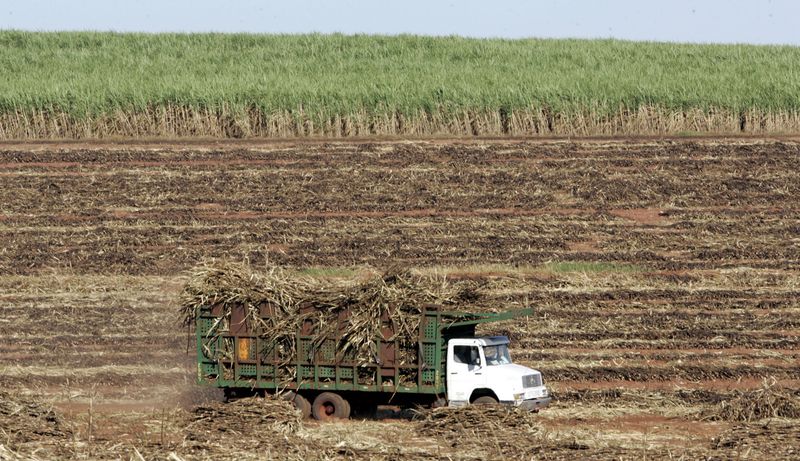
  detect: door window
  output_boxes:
[453,345,480,365]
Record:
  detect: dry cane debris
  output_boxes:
[703,381,800,422]
[414,405,542,440]
[185,396,302,439]
[412,405,604,459]
[0,392,71,446]
[4,141,800,460]
[713,422,800,458]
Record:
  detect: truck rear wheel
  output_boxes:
[281,391,312,419]
[342,397,351,417]
[312,392,350,421]
[473,396,498,405]
[293,394,312,419]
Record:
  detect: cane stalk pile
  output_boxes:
[186,396,302,438]
[414,405,542,439]
[704,382,800,422]
[180,262,474,366]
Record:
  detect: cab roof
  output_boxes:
[478,336,510,346]
[450,336,510,346]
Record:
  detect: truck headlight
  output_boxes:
[514,393,524,401]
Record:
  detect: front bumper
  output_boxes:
[517,396,552,411]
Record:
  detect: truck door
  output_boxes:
[446,343,485,404]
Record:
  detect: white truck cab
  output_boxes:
[446,336,551,411]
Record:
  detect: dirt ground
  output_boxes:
[0,139,798,460]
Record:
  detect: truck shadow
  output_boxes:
[351,405,419,421]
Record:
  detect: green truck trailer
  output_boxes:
[195,304,551,420]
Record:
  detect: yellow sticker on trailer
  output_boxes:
[237,337,252,361]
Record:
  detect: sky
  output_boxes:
[1,0,798,45]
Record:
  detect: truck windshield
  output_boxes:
[483,344,512,365]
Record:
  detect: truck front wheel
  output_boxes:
[312,392,350,421]
[473,396,499,405]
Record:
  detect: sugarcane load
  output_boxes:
[181,263,551,420]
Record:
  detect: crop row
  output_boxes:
[2,32,800,137]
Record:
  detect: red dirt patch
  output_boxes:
[195,203,225,212]
[606,414,727,441]
[611,208,669,225]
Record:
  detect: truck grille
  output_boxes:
[522,374,542,388]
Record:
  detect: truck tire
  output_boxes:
[312,392,350,421]
[473,396,498,405]
[342,397,351,417]
[280,391,312,419]
[293,394,312,419]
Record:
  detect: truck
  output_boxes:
[194,304,551,420]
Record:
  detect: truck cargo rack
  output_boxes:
[195,305,533,396]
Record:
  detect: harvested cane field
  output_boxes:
[2,32,800,139]
[1,138,799,459]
